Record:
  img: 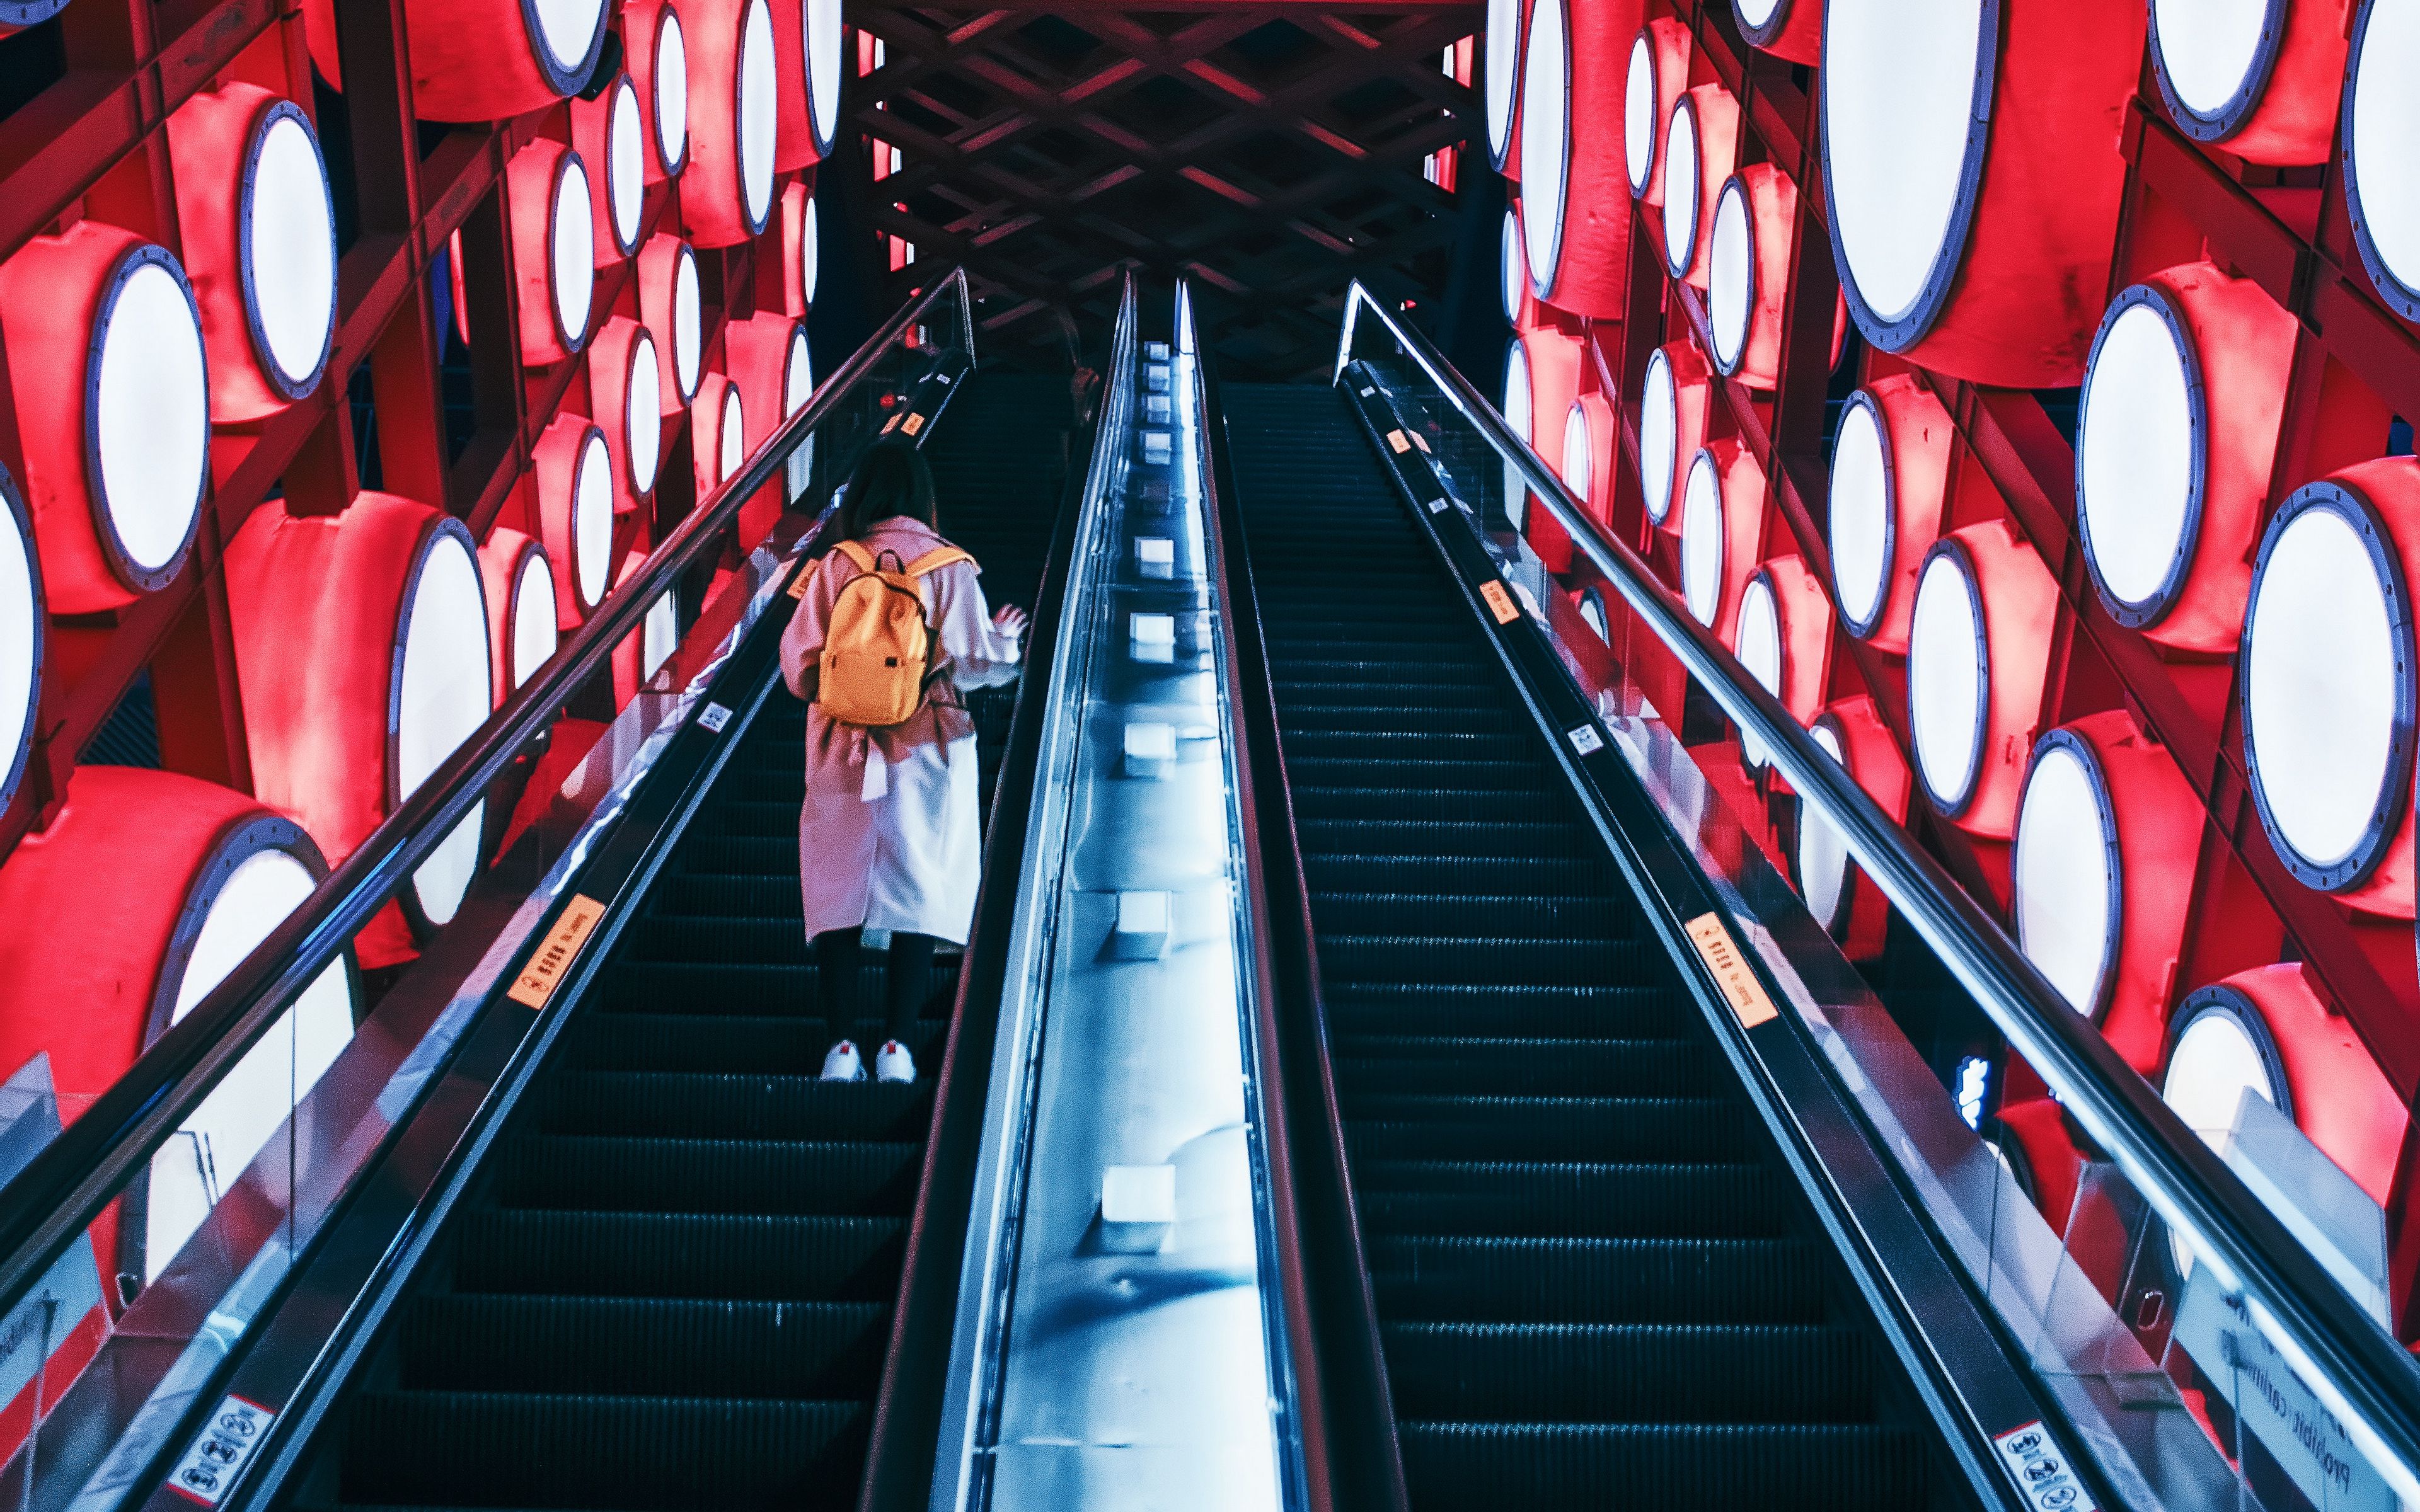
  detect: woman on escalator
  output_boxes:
[779,439,1027,1085]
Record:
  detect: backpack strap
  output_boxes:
[833,539,877,574]
[901,546,971,578]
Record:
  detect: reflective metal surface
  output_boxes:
[932,289,1300,1512]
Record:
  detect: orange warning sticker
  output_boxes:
[1686,912,1777,1028]
[509,895,607,1008]
[880,412,901,433]
[1478,580,1519,624]
[902,412,926,436]
[1385,430,1411,454]
[1410,431,1431,453]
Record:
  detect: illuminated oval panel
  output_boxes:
[224,493,493,954]
[1512,327,1584,572]
[1796,697,1911,959]
[1499,206,1528,326]
[1637,341,1712,535]
[572,75,647,261]
[2076,264,2295,653]
[1678,441,1765,643]
[2012,712,2199,1072]
[306,0,608,123]
[639,236,705,411]
[589,317,664,505]
[1560,393,1616,525]
[693,373,746,498]
[1828,377,1950,653]
[1661,83,1739,289]
[2346,1,2420,320]
[1627,20,1690,205]
[508,140,596,365]
[0,767,357,1284]
[1732,555,1831,769]
[2240,461,2420,912]
[166,86,338,420]
[773,0,844,167]
[1906,522,2058,837]
[681,0,778,247]
[533,415,616,621]
[725,312,807,455]
[630,0,692,180]
[1822,0,2143,384]
[2153,0,2348,164]
[1501,340,1533,533]
[1485,0,1530,175]
[1735,0,1821,63]
[784,181,822,316]
[1519,0,1642,316]
[478,527,560,703]
[0,466,40,817]
[0,224,209,612]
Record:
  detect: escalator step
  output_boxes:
[538,1072,931,1141]
[1379,1322,1875,1423]
[1321,984,1678,1038]
[398,1295,889,1399]
[495,1136,921,1215]
[1341,1096,1754,1163]
[1363,1235,1827,1324]
[1395,1422,1927,1512]
[563,1012,944,1074]
[1350,1160,1787,1239]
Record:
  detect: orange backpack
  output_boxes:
[816,539,971,727]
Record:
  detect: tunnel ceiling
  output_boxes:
[851,1,1481,380]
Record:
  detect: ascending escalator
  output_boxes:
[1219,382,1936,1511]
[296,371,1073,1511]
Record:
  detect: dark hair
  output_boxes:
[835,438,938,542]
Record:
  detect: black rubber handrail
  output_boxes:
[1198,319,1410,1512]
[0,269,976,1325]
[1335,282,2420,1504]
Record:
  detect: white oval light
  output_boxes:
[2077,297,2195,616]
[2242,497,2402,877]
[531,0,606,73]
[2013,738,2117,1016]
[1562,401,1591,502]
[245,108,337,392]
[573,427,613,608]
[673,245,703,401]
[2349,1,2420,312]
[0,487,37,810]
[1735,572,1781,767]
[1502,341,1532,533]
[1908,547,1986,811]
[807,0,844,151]
[510,549,558,688]
[655,9,691,173]
[1485,0,1523,164]
[798,192,821,307]
[1623,30,1655,195]
[550,154,597,349]
[1662,95,1698,277]
[1640,348,1677,525]
[1499,208,1523,324]
[1708,176,1752,370]
[1518,0,1569,292]
[1828,398,1890,633]
[2152,0,2267,119]
[1680,450,1723,627]
[2161,998,2278,1274]
[739,0,779,231]
[95,256,209,577]
[395,528,490,928]
[1822,0,1988,326]
[607,77,645,253]
[642,588,679,679]
[720,382,746,484]
[1800,719,1852,929]
[628,330,663,494]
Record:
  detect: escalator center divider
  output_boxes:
[158,360,1079,1512]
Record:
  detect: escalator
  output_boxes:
[291,371,1075,1512]
[1219,382,1937,1510]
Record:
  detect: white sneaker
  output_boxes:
[873,1041,916,1085]
[820,1040,864,1082]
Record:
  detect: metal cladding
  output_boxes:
[222,491,494,959]
[1906,521,2057,839]
[1828,377,1950,655]
[507,139,597,367]
[531,414,617,623]
[0,767,355,1281]
[1822,0,2145,386]
[2077,262,2297,653]
[2013,711,2202,1075]
[1518,0,1644,316]
[680,0,780,247]
[0,224,209,614]
[303,0,610,123]
[2152,0,2351,164]
[165,84,338,420]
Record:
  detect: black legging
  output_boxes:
[813,928,936,1047]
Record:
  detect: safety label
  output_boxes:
[1684,912,1777,1029]
[1385,429,1411,454]
[164,1395,274,1506]
[1567,724,1605,756]
[1478,580,1519,624]
[1991,1421,2099,1512]
[698,702,732,733]
[1425,496,1449,513]
[902,411,926,436]
[508,895,608,1008]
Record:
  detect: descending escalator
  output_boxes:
[297,369,1073,1512]
[1220,382,1937,1511]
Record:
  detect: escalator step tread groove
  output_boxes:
[320,371,1069,1509]
[1222,382,1927,1508]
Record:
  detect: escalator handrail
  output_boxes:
[1334,283,2420,1504]
[0,268,976,1326]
